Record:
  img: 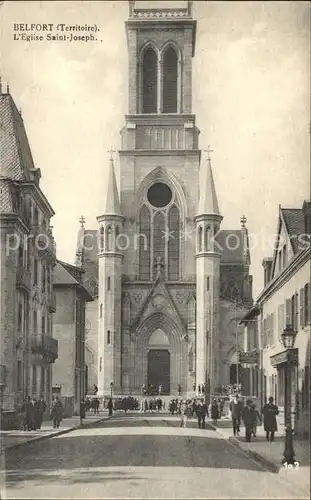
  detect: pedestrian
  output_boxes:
[94,397,100,415]
[251,402,261,437]
[211,398,219,424]
[178,384,182,397]
[242,399,254,442]
[192,383,196,392]
[30,397,38,430]
[35,396,46,430]
[80,399,86,425]
[50,396,63,429]
[198,384,201,394]
[196,400,208,429]
[158,384,163,396]
[180,400,188,428]
[107,397,113,417]
[93,384,98,395]
[263,396,279,442]
[21,396,32,431]
[230,394,243,436]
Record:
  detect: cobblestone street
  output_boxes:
[3,414,309,499]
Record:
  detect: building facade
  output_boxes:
[0,85,58,428]
[52,260,93,416]
[244,201,311,437]
[75,1,255,397]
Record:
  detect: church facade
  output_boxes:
[76,1,255,397]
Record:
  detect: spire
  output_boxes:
[197,150,220,217]
[102,158,121,215]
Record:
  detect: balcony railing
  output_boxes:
[16,265,31,291]
[31,334,58,362]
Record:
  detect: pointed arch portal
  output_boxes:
[133,312,187,394]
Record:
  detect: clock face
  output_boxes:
[152,294,166,310]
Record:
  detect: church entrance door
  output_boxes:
[147,349,170,394]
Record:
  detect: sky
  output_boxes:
[1,0,310,297]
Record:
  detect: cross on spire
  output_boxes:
[202,145,214,162]
[79,215,86,228]
[240,215,247,228]
[107,146,116,161]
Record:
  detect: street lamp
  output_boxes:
[280,325,297,465]
[110,381,114,399]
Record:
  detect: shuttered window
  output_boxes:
[300,288,305,329]
[278,304,284,341]
[285,298,291,327]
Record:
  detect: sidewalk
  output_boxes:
[0,411,108,451]
[211,419,310,497]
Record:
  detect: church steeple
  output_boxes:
[197,151,220,217]
[101,158,121,216]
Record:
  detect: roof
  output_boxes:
[100,159,121,215]
[216,229,249,264]
[0,93,34,180]
[281,208,306,253]
[0,178,18,212]
[53,260,93,301]
[196,159,220,216]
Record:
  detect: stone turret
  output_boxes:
[97,158,124,395]
[194,156,223,397]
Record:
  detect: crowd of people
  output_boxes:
[230,394,279,442]
[20,395,63,431]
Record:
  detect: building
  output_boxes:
[243,201,311,437]
[74,1,255,398]
[0,84,58,428]
[52,260,93,416]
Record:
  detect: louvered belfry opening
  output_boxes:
[142,47,158,113]
[162,47,178,113]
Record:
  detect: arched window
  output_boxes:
[139,205,151,280]
[100,303,103,318]
[99,357,102,372]
[198,226,203,252]
[107,330,111,345]
[99,226,104,252]
[162,47,178,113]
[168,205,179,280]
[204,226,211,251]
[142,47,158,113]
[107,276,111,291]
[153,211,165,269]
[106,226,113,251]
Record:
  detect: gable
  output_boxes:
[271,210,296,280]
[131,278,187,333]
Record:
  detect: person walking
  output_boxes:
[251,402,261,437]
[211,399,219,425]
[242,399,255,442]
[263,396,279,442]
[21,396,32,431]
[35,396,47,430]
[178,384,182,397]
[180,400,188,428]
[107,397,113,417]
[230,394,243,436]
[50,396,63,429]
[80,400,86,425]
[196,400,208,429]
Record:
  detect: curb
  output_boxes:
[227,437,279,473]
[3,416,107,452]
[209,423,279,474]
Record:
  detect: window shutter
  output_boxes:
[278,304,284,341]
[300,288,305,329]
[263,318,267,348]
[285,298,291,327]
[307,283,311,325]
[271,313,275,344]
